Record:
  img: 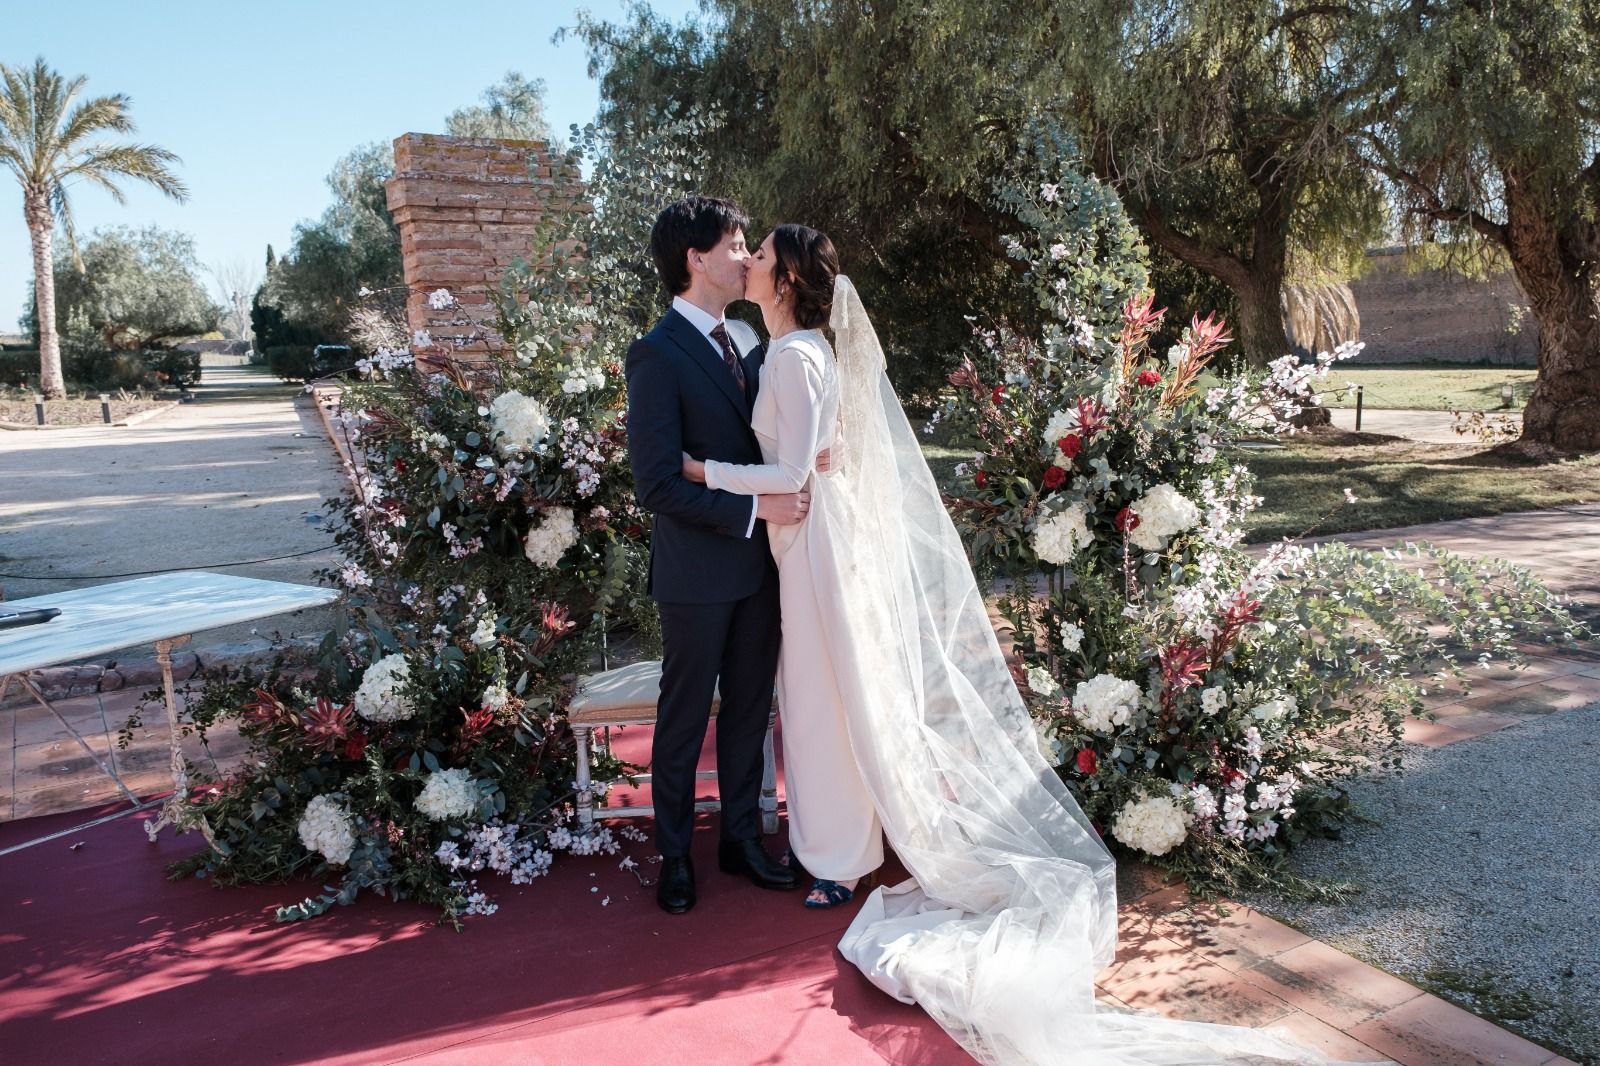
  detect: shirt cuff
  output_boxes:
[745,495,758,539]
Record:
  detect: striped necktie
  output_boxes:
[709,323,747,394]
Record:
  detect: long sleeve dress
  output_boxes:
[702,329,884,881]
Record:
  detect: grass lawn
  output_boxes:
[1242,431,1600,541]
[1317,365,1537,411]
[916,421,1600,544]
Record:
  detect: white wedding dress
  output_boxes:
[709,278,1352,1066]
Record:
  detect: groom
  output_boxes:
[626,195,806,914]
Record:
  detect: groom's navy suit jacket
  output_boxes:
[626,308,772,605]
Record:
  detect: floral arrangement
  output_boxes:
[933,169,1589,893]
[164,116,726,924]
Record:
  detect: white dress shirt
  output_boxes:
[672,296,759,538]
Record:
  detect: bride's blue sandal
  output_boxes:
[804,878,857,909]
[803,870,874,909]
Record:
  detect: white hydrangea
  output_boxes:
[1032,501,1092,566]
[1026,665,1059,696]
[353,653,416,723]
[415,767,480,821]
[1128,483,1200,551]
[1072,673,1141,733]
[1059,621,1084,654]
[488,391,552,458]
[297,794,357,866]
[1112,793,1189,856]
[523,506,578,569]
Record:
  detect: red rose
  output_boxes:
[991,384,1006,403]
[1115,505,1141,532]
[974,470,988,488]
[344,733,369,761]
[1075,748,1098,775]
[1137,369,1162,386]
[1043,466,1067,490]
[393,457,407,473]
[625,523,644,538]
[1057,433,1082,459]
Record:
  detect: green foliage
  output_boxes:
[445,71,559,147]
[23,225,220,349]
[264,345,317,383]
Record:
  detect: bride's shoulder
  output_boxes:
[773,329,833,366]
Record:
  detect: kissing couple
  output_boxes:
[624,196,1344,1065]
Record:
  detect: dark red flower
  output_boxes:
[974,469,988,488]
[393,457,407,473]
[1057,433,1082,459]
[991,384,1006,404]
[1042,466,1067,490]
[1075,748,1098,775]
[625,523,644,538]
[1074,397,1110,438]
[344,732,369,761]
[1115,505,1140,532]
[1137,369,1162,386]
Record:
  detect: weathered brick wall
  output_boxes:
[384,134,583,360]
[1349,248,1537,365]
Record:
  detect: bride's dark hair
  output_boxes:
[769,224,839,330]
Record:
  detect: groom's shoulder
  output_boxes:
[626,312,678,372]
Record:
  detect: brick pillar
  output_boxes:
[384,134,582,361]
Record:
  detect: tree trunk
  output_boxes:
[24,189,65,400]
[1502,179,1600,452]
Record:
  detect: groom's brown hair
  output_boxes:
[650,195,750,295]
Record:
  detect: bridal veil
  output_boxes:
[821,275,1346,1065]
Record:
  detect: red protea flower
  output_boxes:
[344,732,370,761]
[1115,505,1140,532]
[242,688,292,728]
[302,696,355,750]
[1043,466,1067,490]
[1137,369,1162,386]
[1057,434,1082,459]
[1120,292,1166,343]
[1075,748,1098,775]
[460,705,495,750]
[1185,311,1234,361]
[1209,592,1265,658]
[947,356,987,402]
[1159,640,1210,696]
[534,602,576,654]
[1074,397,1110,438]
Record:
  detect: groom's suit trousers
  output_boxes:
[653,567,781,856]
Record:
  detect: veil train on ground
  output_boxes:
[819,275,1358,1065]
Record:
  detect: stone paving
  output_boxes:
[3,498,1594,1065]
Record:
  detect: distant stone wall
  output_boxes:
[384,134,584,361]
[1348,248,1537,365]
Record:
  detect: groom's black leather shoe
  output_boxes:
[717,837,800,890]
[657,855,696,914]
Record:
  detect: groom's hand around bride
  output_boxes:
[757,491,810,526]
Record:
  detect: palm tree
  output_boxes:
[0,57,187,398]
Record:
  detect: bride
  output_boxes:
[684,224,1342,1065]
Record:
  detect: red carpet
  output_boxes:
[0,720,969,1066]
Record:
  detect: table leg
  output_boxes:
[142,635,215,846]
[9,672,142,808]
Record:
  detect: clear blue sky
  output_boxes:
[3,0,701,332]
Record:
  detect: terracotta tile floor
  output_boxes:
[4,503,1595,1064]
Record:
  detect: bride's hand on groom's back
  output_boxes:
[681,452,707,484]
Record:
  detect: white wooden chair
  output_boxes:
[568,659,779,834]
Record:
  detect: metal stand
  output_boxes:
[573,701,780,835]
[141,635,215,846]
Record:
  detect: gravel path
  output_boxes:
[1244,703,1600,1063]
